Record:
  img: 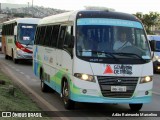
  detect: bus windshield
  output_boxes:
[18,23,37,45]
[76,18,151,63]
[156,41,160,51]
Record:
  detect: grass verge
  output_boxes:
[0,68,51,120]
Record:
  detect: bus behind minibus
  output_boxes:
[2,18,40,63]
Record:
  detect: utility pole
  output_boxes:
[32,0,33,8]
[32,0,33,17]
[28,2,29,15]
[0,3,1,14]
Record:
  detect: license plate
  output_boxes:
[111,86,126,92]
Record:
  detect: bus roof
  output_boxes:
[3,18,41,25]
[38,11,76,26]
[38,10,140,26]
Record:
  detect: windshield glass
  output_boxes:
[76,18,151,63]
[18,23,37,45]
[156,41,160,51]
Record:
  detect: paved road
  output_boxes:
[0,53,160,120]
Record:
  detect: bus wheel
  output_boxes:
[12,50,18,64]
[13,58,18,64]
[40,72,48,92]
[129,103,143,111]
[5,54,9,59]
[62,80,75,110]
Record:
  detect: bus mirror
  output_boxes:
[14,26,17,35]
[149,40,156,51]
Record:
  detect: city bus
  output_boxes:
[33,10,156,111]
[148,35,160,73]
[2,18,40,63]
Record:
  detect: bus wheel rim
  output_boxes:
[63,82,69,104]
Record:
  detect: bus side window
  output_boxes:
[51,25,60,48]
[34,27,39,45]
[64,26,73,48]
[48,26,54,47]
[63,26,73,55]
[57,26,66,49]
[39,26,46,45]
[37,27,41,45]
[44,26,52,47]
[37,27,42,45]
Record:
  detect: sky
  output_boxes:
[1,0,160,14]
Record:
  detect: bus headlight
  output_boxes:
[155,55,159,59]
[140,76,152,84]
[16,48,25,54]
[74,73,95,82]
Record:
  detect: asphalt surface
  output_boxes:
[0,53,160,120]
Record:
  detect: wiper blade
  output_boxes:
[79,50,119,61]
[94,51,119,61]
[113,53,146,62]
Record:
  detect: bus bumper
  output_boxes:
[70,78,153,104]
[16,52,32,59]
[71,93,152,104]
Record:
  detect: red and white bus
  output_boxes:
[2,18,40,63]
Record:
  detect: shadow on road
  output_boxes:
[4,57,32,66]
[17,60,32,66]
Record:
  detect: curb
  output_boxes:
[0,61,70,120]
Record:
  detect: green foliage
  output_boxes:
[134,12,160,34]
[0,71,51,120]
[13,13,32,17]
[0,71,40,111]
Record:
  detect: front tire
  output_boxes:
[129,103,143,111]
[40,71,49,92]
[13,58,18,64]
[12,50,18,64]
[4,48,9,60]
[62,80,75,110]
[5,54,9,59]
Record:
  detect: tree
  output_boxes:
[134,12,160,34]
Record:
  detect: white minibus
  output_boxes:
[33,10,156,111]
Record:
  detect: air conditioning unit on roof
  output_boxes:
[84,6,115,11]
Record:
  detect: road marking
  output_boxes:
[32,79,37,81]
[16,69,20,72]
[1,62,69,120]
[25,75,30,79]
[153,91,160,95]
[11,66,15,69]
[20,72,24,75]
